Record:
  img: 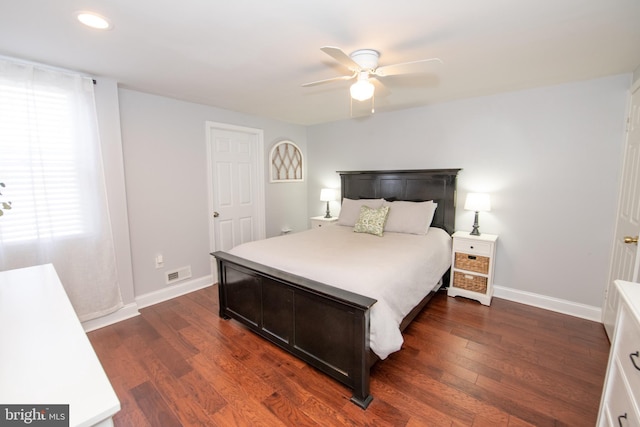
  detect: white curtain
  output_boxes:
[0,58,123,321]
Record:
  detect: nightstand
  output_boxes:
[310,216,338,229]
[448,231,498,306]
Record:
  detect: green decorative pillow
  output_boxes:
[354,205,390,236]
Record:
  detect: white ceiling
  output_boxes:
[1,1,639,126]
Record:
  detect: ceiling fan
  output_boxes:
[302,46,443,102]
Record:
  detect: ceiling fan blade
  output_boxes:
[370,78,391,97]
[374,58,443,77]
[320,46,362,71]
[301,73,356,87]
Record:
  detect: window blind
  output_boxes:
[0,84,89,242]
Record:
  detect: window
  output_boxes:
[0,83,93,242]
[0,58,122,322]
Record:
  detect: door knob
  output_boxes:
[213,211,219,218]
[624,236,638,244]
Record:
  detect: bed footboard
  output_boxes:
[212,251,377,408]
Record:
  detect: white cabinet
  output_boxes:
[597,280,640,427]
[447,231,498,306]
[0,264,120,427]
[310,216,338,229]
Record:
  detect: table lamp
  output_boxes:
[464,193,491,236]
[320,188,336,218]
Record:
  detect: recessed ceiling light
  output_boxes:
[76,11,112,30]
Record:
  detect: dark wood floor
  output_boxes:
[88,285,610,426]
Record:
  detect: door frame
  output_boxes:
[205,121,266,276]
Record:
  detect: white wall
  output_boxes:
[118,89,307,297]
[307,74,631,310]
[96,73,631,322]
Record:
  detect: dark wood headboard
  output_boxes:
[338,169,461,235]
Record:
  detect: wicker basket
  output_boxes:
[454,252,490,274]
[453,271,488,293]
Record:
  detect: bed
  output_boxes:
[211,169,460,408]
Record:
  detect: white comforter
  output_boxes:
[228,225,452,359]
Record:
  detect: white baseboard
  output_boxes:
[81,275,214,333]
[82,302,140,332]
[493,285,602,322]
[135,274,214,309]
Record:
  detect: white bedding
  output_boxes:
[227,224,452,359]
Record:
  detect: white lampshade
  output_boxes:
[464,193,491,212]
[350,79,375,101]
[320,188,336,202]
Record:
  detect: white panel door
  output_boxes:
[603,84,640,338]
[206,122,265,263]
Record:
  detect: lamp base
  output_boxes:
[324,201,332,219]
[470,211,481,236]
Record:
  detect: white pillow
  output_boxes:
[382,200,437,235]
[337,198,384,226]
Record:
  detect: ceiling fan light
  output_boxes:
[350,79,375,101]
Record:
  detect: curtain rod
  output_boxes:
[0,54,97,84]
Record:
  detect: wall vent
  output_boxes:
[166,265,192,285]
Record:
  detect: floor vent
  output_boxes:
[166,266,192,285]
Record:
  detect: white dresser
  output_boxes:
[0,264,120,427]
[597,280,640,426]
